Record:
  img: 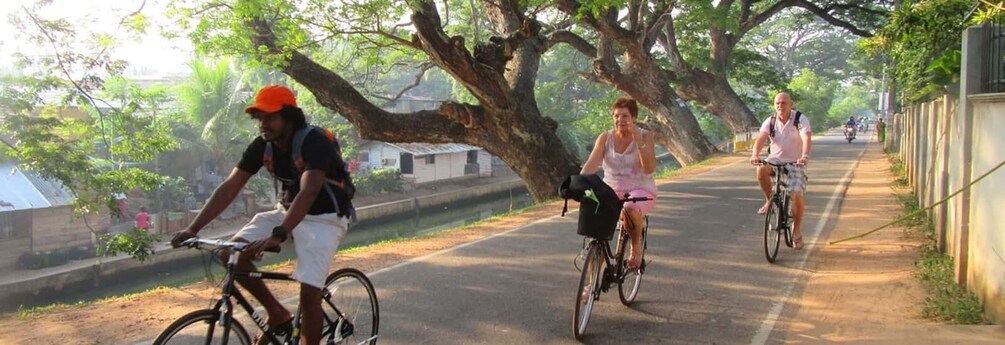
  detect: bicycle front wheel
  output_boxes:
[763,200,782,263]
[153,309,251,345]
[323,268,379,345]
[573,242,602,340]
[782,194,793,247]
[618,218,646,305]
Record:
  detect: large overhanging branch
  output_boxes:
[410,1,511,109]
[744,0,876,38]
[546,30,597,56]
[791,0,875,37]
[242,15,474,144]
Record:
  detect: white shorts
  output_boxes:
[233,206,349,288]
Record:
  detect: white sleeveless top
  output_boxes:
[601,129,657,194]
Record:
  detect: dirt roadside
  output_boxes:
[780,141,931,343]
[0,157,737,344]
[781,141,1004,344]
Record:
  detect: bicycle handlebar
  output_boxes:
[755,159,801,167]
[620,194,653,204]
[180,237,281,253]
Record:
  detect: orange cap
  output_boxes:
[245,85,297,114]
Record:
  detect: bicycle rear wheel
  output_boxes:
[323,268,379,345]
[153,309,251,345]
[763,199,782,263]
[573,242,602,340]
[618,218,647,305]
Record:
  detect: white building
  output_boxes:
[355,141,492,184]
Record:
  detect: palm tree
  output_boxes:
[175,58,253,177]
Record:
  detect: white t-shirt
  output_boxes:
[759,110,812,162]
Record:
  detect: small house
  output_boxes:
[0,162,108,269]
[355,142,492,184]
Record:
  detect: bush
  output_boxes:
[17,250,69,270]
[97,228,160,262]
[353,168,403,196]
[64,245,97,260]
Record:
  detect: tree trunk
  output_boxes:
[676,68,760,133]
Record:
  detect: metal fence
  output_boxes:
[983,20,1005,93]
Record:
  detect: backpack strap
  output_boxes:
[289,125,344,217]
[264,141,280,203]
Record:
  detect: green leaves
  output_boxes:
[865,0,972,101]
[97,228,161,262]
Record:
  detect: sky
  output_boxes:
[0,0,193,77]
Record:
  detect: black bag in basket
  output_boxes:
[559,174,623,240]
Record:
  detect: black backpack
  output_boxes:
[263,125,356,218]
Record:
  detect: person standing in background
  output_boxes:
[876,118,887,143]
[135,206,151,232]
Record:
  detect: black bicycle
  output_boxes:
[572,195,652,340]
[759,160,796,263]
[154,238,378,345]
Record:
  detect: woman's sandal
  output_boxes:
[793,236,804,250]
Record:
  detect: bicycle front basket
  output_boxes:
[577,194,622,240]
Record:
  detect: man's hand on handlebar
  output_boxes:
[749,154,761,165]
[796,155,809,166]
[245,236,284,260]
[171,229,198,248]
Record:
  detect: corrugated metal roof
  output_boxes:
[0,162,74,211]
[385,142,482,155]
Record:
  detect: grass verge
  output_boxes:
[887,155,985,324]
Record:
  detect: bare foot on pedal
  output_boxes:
[627,247,643,270]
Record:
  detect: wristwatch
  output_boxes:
[271,226,288,242]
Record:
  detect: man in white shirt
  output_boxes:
[749,92,812,249]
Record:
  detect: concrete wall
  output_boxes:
[30,206,106,252]
[905,94,1005,323]
[967,94,1005,321]
[896,25,1005,323]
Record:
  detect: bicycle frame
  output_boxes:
[763,160,794,245]
[190,240,350,345]
[582,207,648,295]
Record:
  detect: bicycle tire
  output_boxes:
[153,309,252,345]
[782,194,793,247]
[322,268,379,345]
[573,242,601,340]
[763,199,782,263]
[618,218,646,305]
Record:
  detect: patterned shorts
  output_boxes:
[766,158,808,193]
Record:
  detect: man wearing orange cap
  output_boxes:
[172,85,353,344]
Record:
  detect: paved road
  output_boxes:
[361,131,867,344]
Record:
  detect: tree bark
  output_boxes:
[556,1,717,165]
[240,1,581,202]
[675,68,760,132]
